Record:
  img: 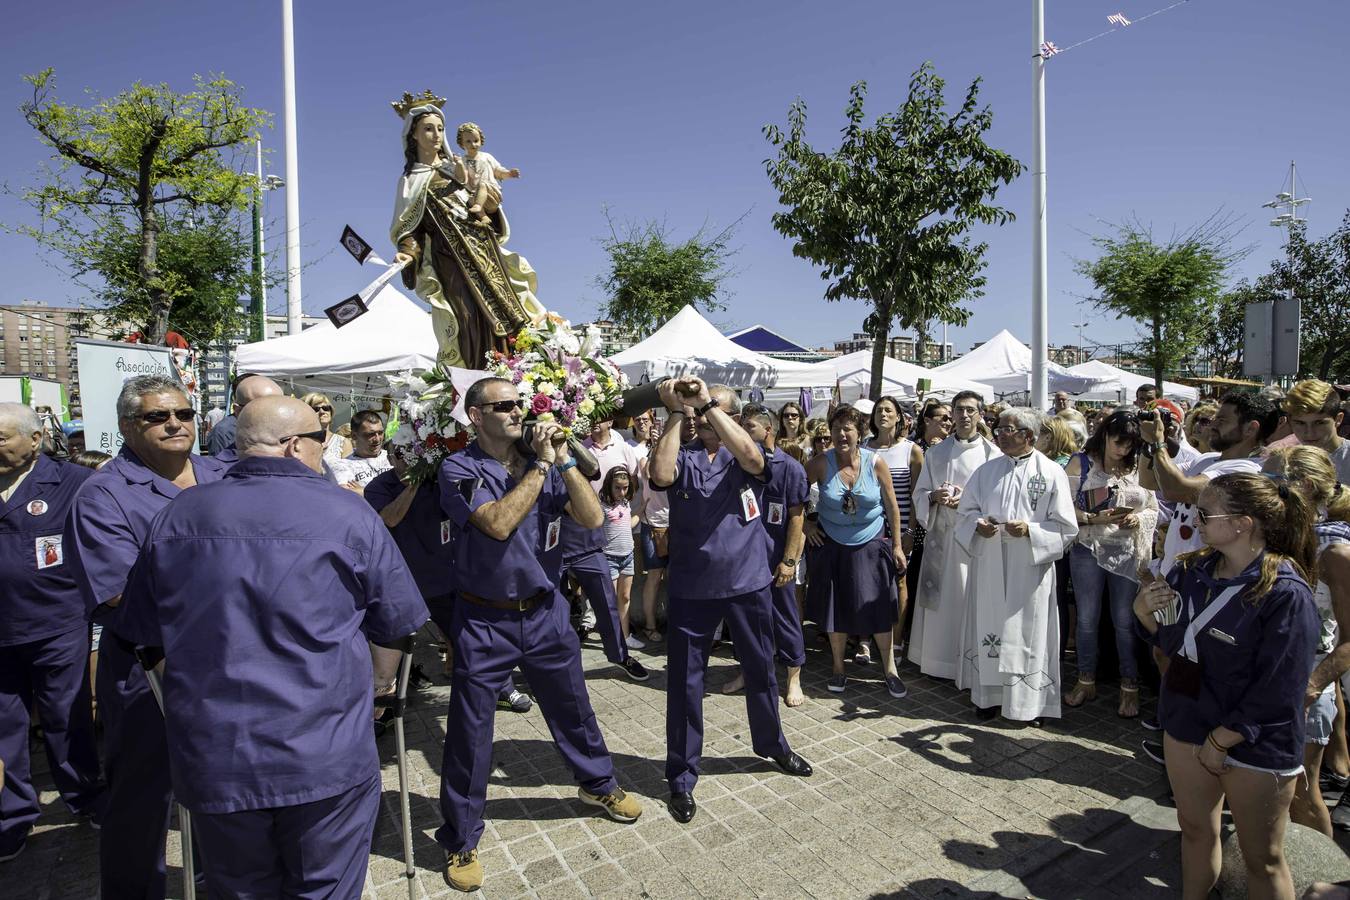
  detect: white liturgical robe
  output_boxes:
[954,449,1078,720]
[908,434,1001,679]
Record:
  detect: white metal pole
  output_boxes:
[1030,0,1049,408]
[281,0,303,334]
[256,139,268,327]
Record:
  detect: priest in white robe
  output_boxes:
[955,407,1077,722]
[908,391,1001,680]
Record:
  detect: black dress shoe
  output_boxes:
[668,791,696,823]
[974,705,999,721]
[768,751,813,777]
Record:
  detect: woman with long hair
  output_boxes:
[867,396,923,660]
[1263,446,1350,836]
[777,401,808,452]
[1185,402,1220,453]
[804,407,908,697]
[1065,410,1158,717]
[300,392,351,467]
[1133,473,1319,900]
[1037,416,1080,465]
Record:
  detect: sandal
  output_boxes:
[1064,677,1097,708]
[643,628,663,643]
[1117,681,1140,719]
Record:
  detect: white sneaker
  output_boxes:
[625,634,645,650]
[580,610,597,630]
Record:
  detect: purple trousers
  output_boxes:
[191,774,380,900]
[0,626,105,853]
[666,586,791,793]
[562,549,630,665]
[769,582,806,668]
[436,591,618,853]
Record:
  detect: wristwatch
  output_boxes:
[782,557,798,567]
[695,397,720,417]
[532,460,551,476]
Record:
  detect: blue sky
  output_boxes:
[1,1,1346,355]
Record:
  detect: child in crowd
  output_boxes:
[600,467,640,648]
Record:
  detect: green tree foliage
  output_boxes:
[1075,214,1246,389]
[13,69,269,344]
[595,213,737,339]
[1208,280,1272,379]
[1258,217,1350,381]
[763,64,1022,397]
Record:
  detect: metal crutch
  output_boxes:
[135,646,196,900]
[375,637,417,900]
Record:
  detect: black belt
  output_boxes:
[459,589,549,612]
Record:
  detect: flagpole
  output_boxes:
[1030,0,1049,409]
[281,0,303,335]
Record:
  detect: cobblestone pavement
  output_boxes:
[11,631,1194,899]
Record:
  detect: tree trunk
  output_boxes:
[138,125,170,344]
[868,297,892,403]
[1151,313,1164,391]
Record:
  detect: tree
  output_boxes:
[1208,280,1273,379]
[13,69,268,344]
[1262,217,1350,381]
[763,64,1022,399]
[594,213,738,339]
[1075,214,1247,390]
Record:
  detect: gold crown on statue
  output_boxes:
[391,90,447,119]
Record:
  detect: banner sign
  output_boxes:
[76,339,184,454]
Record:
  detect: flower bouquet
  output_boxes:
[386,368,470,484]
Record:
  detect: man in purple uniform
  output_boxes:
[649,378,813,825]
[0,403,105,862]
[436,377,641,893]
[559,417,648,681]
[65,374,228,899]
[116,396,428,897]
[721,404,809,707]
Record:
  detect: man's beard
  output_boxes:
[1208,428,1239,452]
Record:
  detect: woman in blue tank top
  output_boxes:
[804,405,908,698]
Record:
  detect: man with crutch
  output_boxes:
[116,396,428,897]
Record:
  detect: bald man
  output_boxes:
[206,373,284,461]
[118,396,428,897]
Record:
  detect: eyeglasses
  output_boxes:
[475,399,524,413]
[281,429,327,446]
[139,408,195,425]
[311,404,333,413]
[1196,509,1238,526]
[994,425,1026,435]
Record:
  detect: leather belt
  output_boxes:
[459,589,549,613]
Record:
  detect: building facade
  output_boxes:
[0,302,124,403]
[832,332,953,365]
[573,319,640,358]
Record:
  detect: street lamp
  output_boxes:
[249,138,285,343]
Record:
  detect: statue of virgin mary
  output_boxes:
[390,91,544,369]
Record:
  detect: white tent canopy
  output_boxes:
[611,305,836,388]
[811,350,995,403]
[932,329,1117,399]
[234,284,438,418]
[1068,359,1199,404]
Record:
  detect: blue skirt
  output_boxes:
[806,533,899,635]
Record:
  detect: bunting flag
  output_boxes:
[1107,12,1132,27]
[339,225,373,264]
[1040,0,1190,60]
[324,294,369,328]
[1040,41,1060,57]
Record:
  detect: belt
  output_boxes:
[459,589,549,612]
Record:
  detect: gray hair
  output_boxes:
[0,402,42,435]
[708,384,741,415]
[1066,419,1088,449]
[116,375,186,419]
[1000,406,1044,435]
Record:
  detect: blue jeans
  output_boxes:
[1068,544,1139,681]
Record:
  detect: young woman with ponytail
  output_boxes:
[1133,472,1319,900]
[1262,446,1350,836]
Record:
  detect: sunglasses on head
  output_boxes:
[139,408,195,425]
[476,399,523,413]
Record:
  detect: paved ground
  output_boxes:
[7,624,1204,900]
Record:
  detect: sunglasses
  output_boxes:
[139,408,195,425]
[1195,417,1212,426]
[930,414,952,422]
[1196,509,1238,526]
[476,399,524,413]
[312,404,333,413]
[282,429,327,445]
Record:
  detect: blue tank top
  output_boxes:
[818,448,884,546]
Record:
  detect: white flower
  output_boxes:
[578,398,595,416]
[415,420,434,440]
[536,380,558,396]
[579,324,602,358]
[391,423,416,446]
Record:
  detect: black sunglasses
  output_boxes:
[282,429,327,445]
[139,408,195,425]
[312,404,333,413]
[476,399,524,413]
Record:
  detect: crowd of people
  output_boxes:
[2,368,1349,898]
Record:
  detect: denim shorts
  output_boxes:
[606,551,635,579]
[1307,683,1336,747]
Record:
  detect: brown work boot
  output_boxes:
[445,848,483,892]
[578,786,642,823]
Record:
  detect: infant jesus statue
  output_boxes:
[456,121,520,225]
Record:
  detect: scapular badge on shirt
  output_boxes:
[1026,473,1048,512]
[35,535,62,569]
[767,502,785,526]
[740,487,761,523]
[440,520,453,545]
[26,499,48,516]
[545,518,561,551]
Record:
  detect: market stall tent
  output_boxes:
[811,350,995,403]
[931,329,1116,399]
[1067,359,1199,405]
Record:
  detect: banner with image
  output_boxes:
[76,339,186,454]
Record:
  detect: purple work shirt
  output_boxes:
[0,454,94,646]
[116,456,429,814]
[662,440,774,600]
[438,443,569,601]
[365,468,454,600]
[1140,553,1318,771]
[761,448,808,563]
[64,446,229,638]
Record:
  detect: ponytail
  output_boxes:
[1207,473,1318,599]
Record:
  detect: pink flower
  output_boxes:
[531,392,554,415]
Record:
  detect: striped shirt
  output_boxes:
[866,439,914,531]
